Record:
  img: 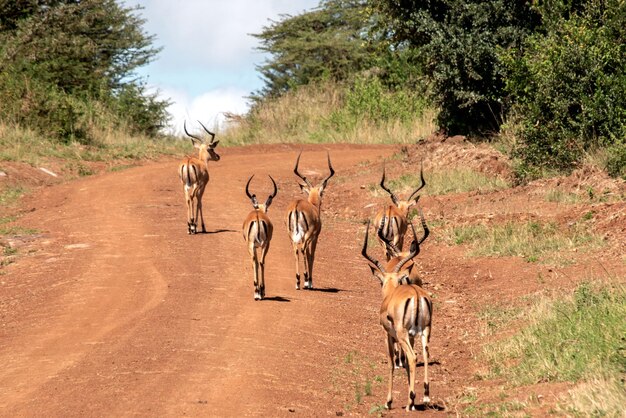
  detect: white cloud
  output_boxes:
[160,86,250,135]
[126,0,319,133]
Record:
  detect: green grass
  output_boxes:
[484,282,625,417]
[449,220,604,264]
[0,186,25,206]
[478,304,523,335]
[544,188,582,204]
[0,122,188,166]
[0,216,38,236]
[331,350,384,413]
[544,186,621,204]
[369,168,509,198]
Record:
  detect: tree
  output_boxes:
[371,0,540,135]
[252,0,376,100]
[0,0,169,140]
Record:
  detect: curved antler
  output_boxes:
[362,220,386,273]
[245,175,258,208]
[293,151,313,187]
[393,222,419,273]
[407,162,426,202]
[183,120,203,143]
[380,166,399,205]
[416,207,429,245]
[265,175,278,208]
[321,151,335,189]
[197,120,216,142]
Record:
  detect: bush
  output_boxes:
[503,0,626,172]
[371,0,540,135]
[328,76,428,129]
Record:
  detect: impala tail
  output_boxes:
[288,206,308,244]
[407,296,432,337]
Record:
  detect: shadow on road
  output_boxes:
[263,296,290,302]
[308,287,342,293]
[203,229,237,235]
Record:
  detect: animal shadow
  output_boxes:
[203,228,237,235]
[263,296,290,302]
[308,287,341,293]
[416,360,442,367]
[412,402,445,412]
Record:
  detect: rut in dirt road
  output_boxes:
[1,145,458,417]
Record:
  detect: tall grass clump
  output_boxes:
[0,122,187,167]
[484,282,625,417]
[450,220,603,263]
[369,168,509,198]
[220,79,437,145]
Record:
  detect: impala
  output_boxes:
[362,220,433,411]
[286,151,335,290]
[242,175,277,301]
[178,120,220,234]
[374,164,426,259]
[378,208,430,287]
[378,209,430,370]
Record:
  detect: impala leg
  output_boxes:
[197,188,206,233]
[385,334,395,409]
[184,187,193,234]
[302,246,310,289]
[394,342,405,369]
[251,247,261,301]
[422,327,431,404]
[397,332,417,411]
[259,244,269,299]
[189,187,199,234]
[192,190,202,235]
[305,237,318,289]
[293,245,301,290]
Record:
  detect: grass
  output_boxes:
[544,186,621,204]
[219,80,438,146]
[0,216,38,236]
[449,220,604,264]
[369,168,509,198]
[0,186,25,206]
[478,303,523,335]
[330,350,385,413]
[0,122,188,166]
[483,281,625,417]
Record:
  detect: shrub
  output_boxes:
[502,0,626,172]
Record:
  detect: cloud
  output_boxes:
[133,0,318,73]
[126,0,319,132]
[160,86,251,135]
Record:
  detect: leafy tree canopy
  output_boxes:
[252,0,377,100]
[0,0,169,139]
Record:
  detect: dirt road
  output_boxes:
[5,143,620,416]
[2,144,458,416]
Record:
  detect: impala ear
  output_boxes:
[210,140,220,148]
[406,263,415,275]
[368,265,384,285]
[298,183,309,194]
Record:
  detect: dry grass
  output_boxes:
[562,376,626,417]
[0,122,188,166]
[219,81,437,145]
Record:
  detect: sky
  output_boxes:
[128,0,320,134]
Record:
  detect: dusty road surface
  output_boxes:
[0,144,453,417]
[3,143,623,417]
